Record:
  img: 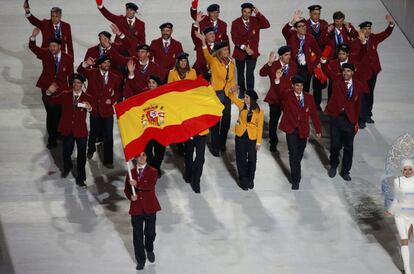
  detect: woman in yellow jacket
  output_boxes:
[195,31,236,157]
[167,52,206,193]
[167,52,197,83]
[228,87,264,190]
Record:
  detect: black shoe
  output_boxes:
[87,151,94,160]
[248,181,254,189]
[76,180,87,188]
[366,117,375,124]
[104,163,114,169]
[210,149,220,157]
[184,176,191,184]
[328,167,337,178]
[46,142,57,149]
[340,173,352,181]
[147,251,155,263]
[316,106,323,112]
[358,122,366,129]
[291,182,300,190]
[270,144,277,152]
[190,182,200,193]
[220,146,226,152]
[61,169,71,178]
[136,262,145,270]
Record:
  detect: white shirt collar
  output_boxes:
[100,69,108,76]
[294,91,304,100]
[335,27,342,33]
[162,38,171,44]
[139,60,149,66]
[73,89,82,97]
[280,60,288,67]
[127,17,136,24]
[53,22,61,28]
[310,19,319,25]
[137,164,147,170]
[242,17,250,24]
[340,58,348,65]
[211,20,218,27]
[54,51,62,59]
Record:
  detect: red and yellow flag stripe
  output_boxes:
[115,77,223,161]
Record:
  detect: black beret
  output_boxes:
[213,41,228,52]
[291,75,305,84]
[136,44,150,52]
[176,52,189,60]
[203,26,215,34]
[71,73,86,83]
[125,2,138,11]
[337,43,350,53]
[98,31,112,39]
[149,75,162,86]
[241,3,254,10]
[308,5,322,11]
[277,46,291,56]
[359,21,372,28]
[246,90,258,100]
[207,4,220,12]
[96,54,110,65]
[294,18,307,28]
[48,37,62,45]
[159,22,173,30]
[341,62,356,71]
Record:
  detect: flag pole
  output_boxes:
[113,105,136,197]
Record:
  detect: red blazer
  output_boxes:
[98,6,145,51]
[190,8,229,43]
[327,55,370,93]
[47,90,93,138]
[191,25,214,76]
[259,61,297,105]
[323,64,363,124]
[278,88,322,139]
[77,65,122,118]
[29,40,74,92]
[124,165,161,215]
[282,24,322,72]
[26,14,74,59]
[83,43,128,78]
[306,19,329,49]
[231,13,270,60]
[351,25,394,76]
[326,23,358,58]
[149,37,184,81]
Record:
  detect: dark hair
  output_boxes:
[50,7,62,14]
[175,58,190,80]
[333,11,345,20]
[245,98,260,111]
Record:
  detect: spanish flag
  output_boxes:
[115,77,224,161]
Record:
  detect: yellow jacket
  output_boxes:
[167,68,197,83]
[202,47,236,96]
[229,91,264,144]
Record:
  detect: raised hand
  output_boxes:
[127,59,136,74]
[85,57,95,66]
[110,24,121,36]
[196,11,205,24]
[275,68,283,81]
[292,10,303,23]
[357,30,366,42]
[31,27,40,38]
[253,6,259,14]
[268,51,277,65]
[385,14,394,25]
[23,0,30,13]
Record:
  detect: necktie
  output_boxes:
[73,95,79,107]
[164,42,169,53]
[282,64,288,75]
[346,81,353,100]
[299,38,305,54]
[140,64,147,74]
[336,30,343,45]
[311,22,320,33]
[138,168,143,179]
[128,19,133,29]
[54,55,60,75]
[103,72,108,86]
[54,25,61,40]
[297,95,304,108]
[213,22,218,33]
[244,21,249,32]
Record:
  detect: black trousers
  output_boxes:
[297,65,312,93]
[88,115,113,165]
[235,132,257,187]
[311,74,326,108]
[62,134,87,182]
[210,90,231,151]
[41,90,61,145]
[145,140,165,173]
[236,57,257,98]
[131,213,156,265]
[366,73,378,118]
[268,104,282,147]
[286,129,307,183]
[184,135,206,184]
[329,114,355,175]
[327,81,333,102]
[359,92,368,123]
